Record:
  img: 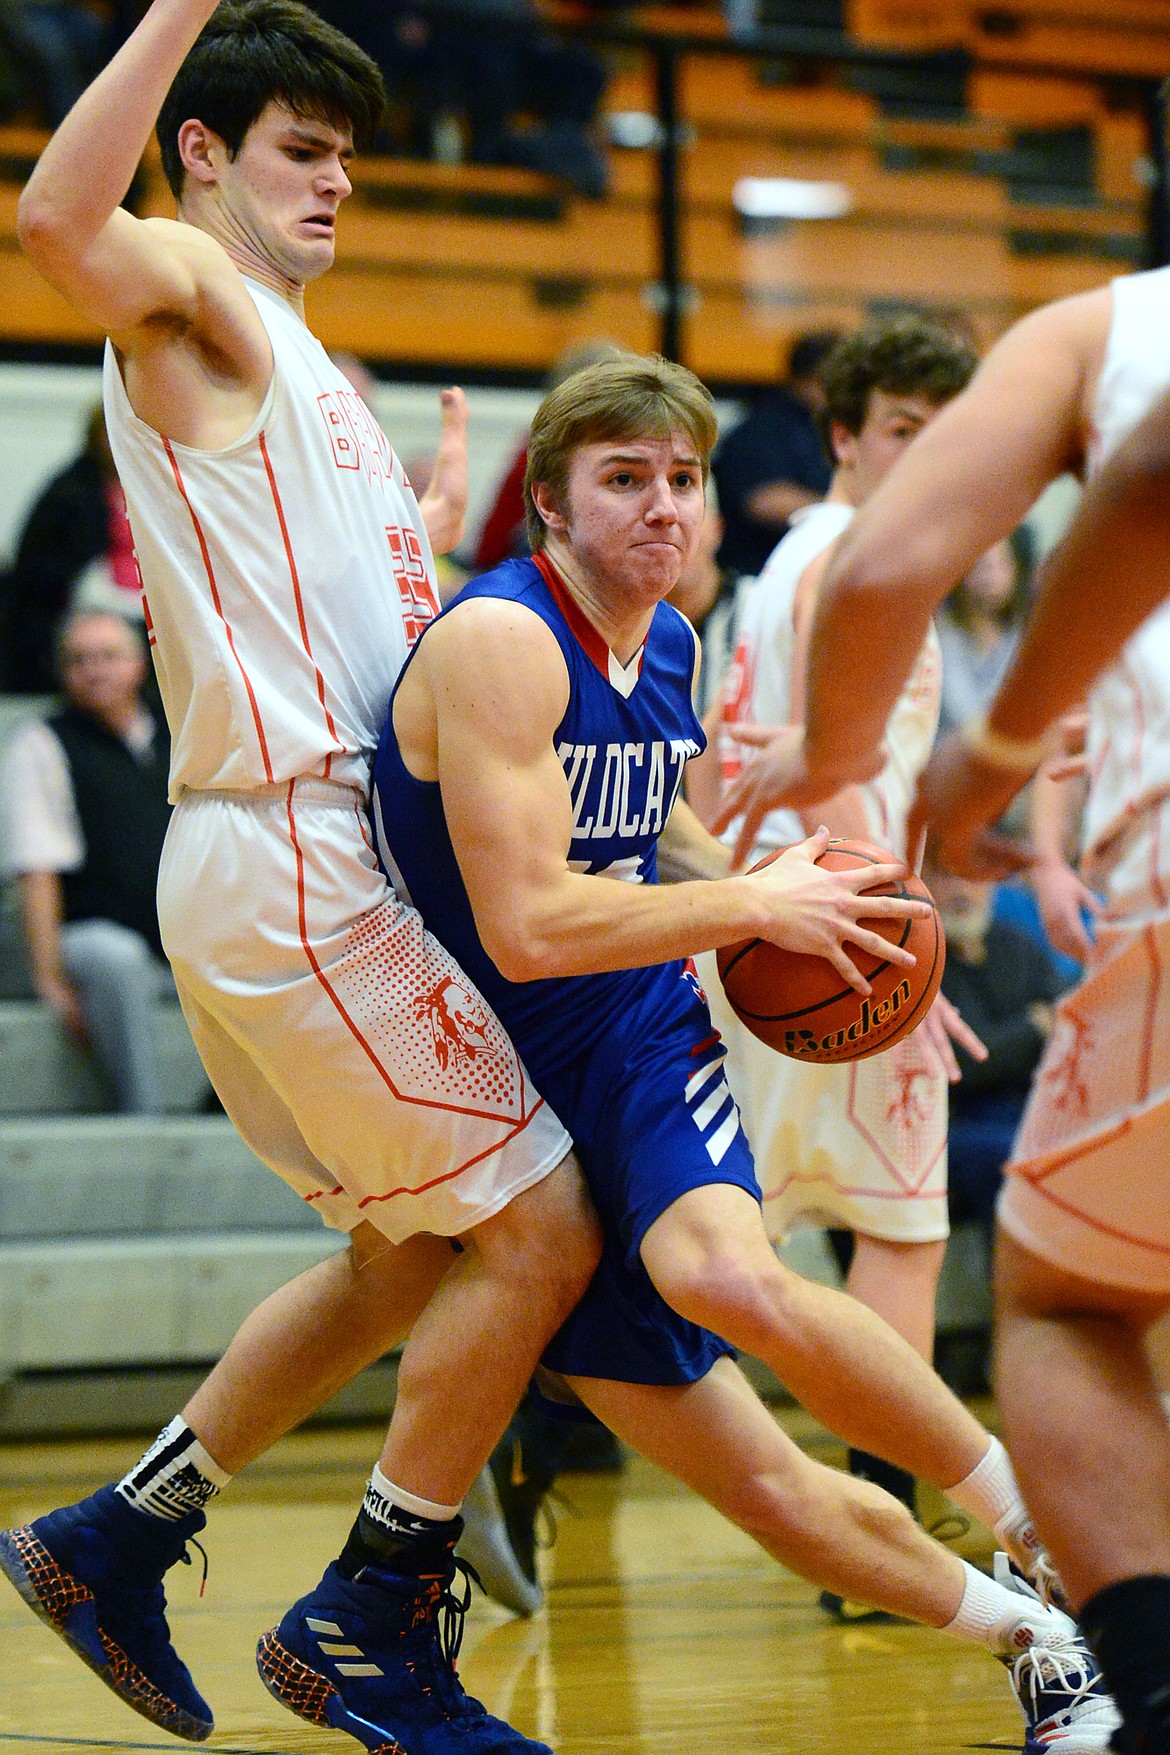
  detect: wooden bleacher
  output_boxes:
[0,3,1157,384]
[851,0,1170,79]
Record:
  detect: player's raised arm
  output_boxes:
[17,0,223,335]
[801,293,1102,787]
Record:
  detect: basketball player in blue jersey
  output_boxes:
[371,353,1119,1752]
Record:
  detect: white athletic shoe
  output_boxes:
[993,1555,1122,1753]
[456,1463,543,1618]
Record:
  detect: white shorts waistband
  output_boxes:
[175,777,364,809]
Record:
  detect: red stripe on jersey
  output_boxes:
[163,438,274,783]
[259,431,346,779]
[533,550,616,680]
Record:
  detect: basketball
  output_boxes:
[716,838,945,1064]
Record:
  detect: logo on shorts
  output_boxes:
[1043,1011,1091,1118]
[886,1061,933,1130]
[415,977,499,1070]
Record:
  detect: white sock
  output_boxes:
[942,1560,1059,1657]
[945,1436,1042,1573]
[116,1416,232,1522]
[362,1463,460,1533]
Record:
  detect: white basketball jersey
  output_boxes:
[717,500,941,860]
[1081,267,1170,863]
[103,278,437,800]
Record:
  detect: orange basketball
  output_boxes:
[716,838,945,1064]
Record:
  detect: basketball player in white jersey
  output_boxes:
[717,268,1170,1755]
[0,8,943,1750]
[696,316,982,1582]
[0,6,604,1752]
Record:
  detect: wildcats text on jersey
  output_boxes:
[558,737,700,852]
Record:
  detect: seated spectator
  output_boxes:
[0,405,141,694]
[710,329,840,578]
[935,532,1033,738]
[935,868,1071,1252]
[0,0,110,126]
[314,0,609,195]
[0,609,198,1114]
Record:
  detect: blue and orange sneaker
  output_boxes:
[257,1530,553,1754]
[0,1486,212,1741]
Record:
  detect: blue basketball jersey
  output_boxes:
[372,553,705,1087]
[373,553,759,1386]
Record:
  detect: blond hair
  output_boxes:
[524,354,717,550]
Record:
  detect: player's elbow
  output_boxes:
[17,186,71,269]
[481,905,567,983]
[486,934,546,984]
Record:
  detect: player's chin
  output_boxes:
[632,548,683,593]
[294,235,337,278]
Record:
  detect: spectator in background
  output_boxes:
[711,328,840,578]
[474,340,624,572]
[0,0,110,125]
[0,405,141,694]
[0,609,191,1113]
[935,532,1033,738]
[935,867,1070,1256]
[313,0,609,194]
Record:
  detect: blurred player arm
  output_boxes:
[416,599,929,987]
[657,798,730,883]
[788,544,871,842]
[909,380,1170,875]
[710,540,873,865]
[17,0,235,335]
[1029,763,1099,963]
[417,389,469,556]
[682,697,724,828]
[801,296,1100,788]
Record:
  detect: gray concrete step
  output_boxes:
[0,1114,319,1237]
[0,999,209,1113]
[0,1230,344,1375]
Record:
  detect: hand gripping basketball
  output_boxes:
[717,836,945,1064]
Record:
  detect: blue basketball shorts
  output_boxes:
[538,962,762,1385]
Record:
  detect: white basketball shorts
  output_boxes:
[158,779,572,1242]
[1000,798,1170,1295]
[697,950,949,1244]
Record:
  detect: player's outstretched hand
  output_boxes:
[418,386,469,556]
[748,826,933,995]
[914,992,987,1083]
[906,730,1034,881]
[1031,857,1102,963]
[712,727,884,870]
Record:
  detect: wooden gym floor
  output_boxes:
[0,1402,1030,1754]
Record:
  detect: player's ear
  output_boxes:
[530,480,568,536]
[178,119,225,188]
[828,418,856,470]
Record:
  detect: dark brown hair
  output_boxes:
[524,353,717,550]
[819,314,978,442]
[158,0,385,197]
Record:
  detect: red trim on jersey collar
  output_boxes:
[532,550,645,689]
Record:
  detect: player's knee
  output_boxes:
[654,1241,781,1338]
